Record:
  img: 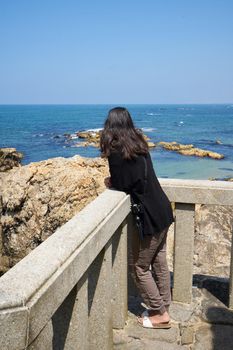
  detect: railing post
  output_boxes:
[88,242,113,350]
[111,220,128,329]
[173,203,195,303]
[50,273,88,350]
[69,274,89,350]
[229,230,233,309]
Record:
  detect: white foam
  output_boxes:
[142,127,156,132]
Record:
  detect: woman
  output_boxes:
[100,107,174,329]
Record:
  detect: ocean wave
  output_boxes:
[142,127,157,132]
[33,133,44,137]
[146,113,161,116]
[86,128,102,132]
[177,107,194,111]
[69,134,79,140]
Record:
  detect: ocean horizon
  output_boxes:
[1,104,233,180]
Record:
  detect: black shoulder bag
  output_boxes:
[131,156,147,240]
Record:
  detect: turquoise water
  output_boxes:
[0,104,233,180]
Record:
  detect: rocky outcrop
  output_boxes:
[0,148,23,172]
[0,155,109,275]
[65,130,157,149]
[158,142,224,159]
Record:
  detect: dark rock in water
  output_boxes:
[0,148,23,172]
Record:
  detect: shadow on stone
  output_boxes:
[193,274,229,306]
[201,307,233,350]
[88,251,103,315]
[52,285,77,350]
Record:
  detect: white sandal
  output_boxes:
[138,316,171,329]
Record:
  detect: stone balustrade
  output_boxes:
[0,190,131,350]
[0,179,233,349]
[160,179,233,308]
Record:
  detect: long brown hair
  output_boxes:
[100,107,148,159]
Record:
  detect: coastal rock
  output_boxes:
[158,142,224,159]
[178,148,224,159]
[0,155,109,274]
[0,148,23,172]
[158,141,193,151]
[66,129,156,149]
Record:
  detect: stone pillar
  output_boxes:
[51,273,88,350]
[88,241,113,350]
[111,221,128,329]
[229,230,233,310]
[173,203,195,303]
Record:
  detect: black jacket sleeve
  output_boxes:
[108,152,145,196]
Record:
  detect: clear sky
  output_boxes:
[0,0,233,104]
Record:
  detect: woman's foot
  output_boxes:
[138,310,170,328]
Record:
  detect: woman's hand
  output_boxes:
[104,177,112,188]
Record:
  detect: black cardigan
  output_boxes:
[108,151,174,235]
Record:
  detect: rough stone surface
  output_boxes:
[124,289,233,349]
[0,307,28,350]
[124,313,179,344]
[194,203,233,277]
[180,325,194,345]
[158,141,224,159]
[173,203,195,303]
[0,148,23,172]
[28,321,53,350]
[166,204,233,279]
[193,324,233,350]
[0,155,108,274]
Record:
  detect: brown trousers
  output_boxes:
[129,226,171,314]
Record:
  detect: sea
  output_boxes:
[0,104,233,180]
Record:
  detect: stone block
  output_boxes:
[88,243,113,350]
[112,222,128,329]
[124,317,179,344]
[180,325,194,345]
[193,324,233,350]
[51,274,88,350]
[0,307,28,350]
[173,203,195,304]
[28,321,53,350]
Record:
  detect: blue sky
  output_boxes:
[0,0,233,104]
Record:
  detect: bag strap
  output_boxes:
[143,156,147,193]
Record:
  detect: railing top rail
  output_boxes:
[0,190,130,310]
[159,178,233,206]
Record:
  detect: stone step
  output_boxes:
[114,336,189,350]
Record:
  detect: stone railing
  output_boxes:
[0,190,131,350]
[0,179,233,349]
[160,178,233,308]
